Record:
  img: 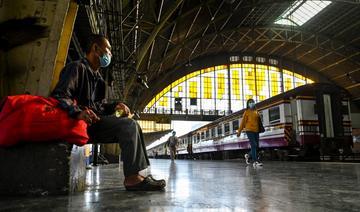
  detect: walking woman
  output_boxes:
[237,99,263,166]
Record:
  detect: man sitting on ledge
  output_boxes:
[51,34,165,191]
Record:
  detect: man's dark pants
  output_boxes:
[87,116,150,177]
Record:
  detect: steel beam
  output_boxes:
[136,0,184,71]
[318,51,360,72]
[123,0,184,101]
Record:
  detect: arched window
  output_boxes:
[144,63,313,115]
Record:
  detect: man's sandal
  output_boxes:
[125,176,165,191]
[147,174,166,187]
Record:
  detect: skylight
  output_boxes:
[275,1,332,26]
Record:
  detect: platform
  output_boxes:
[0,159,359,211]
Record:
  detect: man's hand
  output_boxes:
[236,130,241,137]
[115,102,131,117]
[77,108,100,125]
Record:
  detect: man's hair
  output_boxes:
[85,34,108,54]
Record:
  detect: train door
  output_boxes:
[323,94,334,138]
[290,99,299,142]
[316,89,350,158]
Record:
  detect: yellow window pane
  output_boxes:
[186,73,191,80]
[269,66,279,72]
[230,64,241,68]
[244,64,255,80]
[150,99,155,106]
[215,65,227,70]
[296,81,305,87]
[194,71,200,77]
[189,81,197,98]
[244,64,255,99]
[284,77,293,91]
[203,77,212,99]
[270,72,280,96]
[256,64,267,70]
[217,73,225,99]
[174,92,179,97]
[232,70,241,100]
[164,85,170,93]
[159,97,168,107]
[201,67,214,74]
[256,65,267,100]
[283,69,293,76]
[294,73,305,80]
[178,86,183,92]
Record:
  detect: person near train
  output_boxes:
[237,99,263,166]
[166,131,179,160]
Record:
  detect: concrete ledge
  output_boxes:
[0,142,85,196]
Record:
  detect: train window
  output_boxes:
[197,133,200,141]
[206,130,210,138]
[201,132,205,140]
[211,128,215,138]
[232,120,239,133]
[217,126,223,136]
[342,105,349,115]
[269,106,280,123]
[224,123,230,135]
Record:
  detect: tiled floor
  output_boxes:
[1,159,360,211]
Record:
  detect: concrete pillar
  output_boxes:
[0,0,77,98]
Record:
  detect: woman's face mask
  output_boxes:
[249,102,255,109]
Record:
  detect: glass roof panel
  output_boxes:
[275,1,332,26]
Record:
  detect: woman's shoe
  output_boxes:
[244,154,250,165]
[253,161,263,167]
[125,176,165,191]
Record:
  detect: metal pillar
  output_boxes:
[93,144,98,166]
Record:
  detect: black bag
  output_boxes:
[258,116,265,133]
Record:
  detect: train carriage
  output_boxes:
[148,83,353,160]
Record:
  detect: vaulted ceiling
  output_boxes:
[73,0,360,111]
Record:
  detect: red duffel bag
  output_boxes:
[0,95,89,147]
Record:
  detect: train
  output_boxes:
[148,83,353,161]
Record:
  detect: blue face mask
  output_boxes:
[249,102,255,109]
[99,53,111,68]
